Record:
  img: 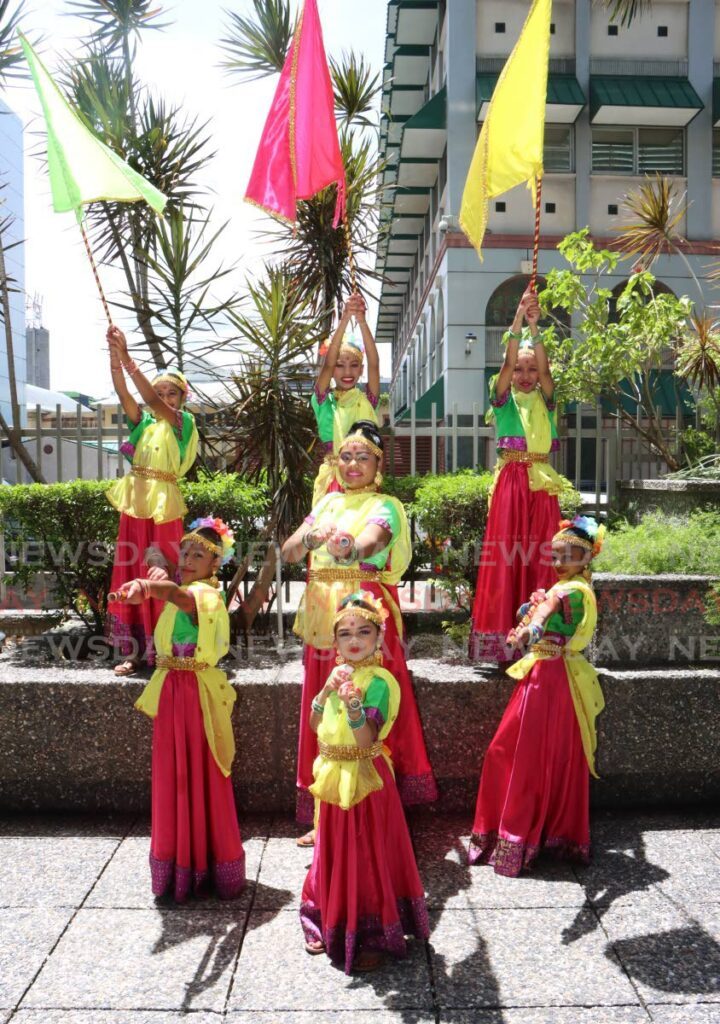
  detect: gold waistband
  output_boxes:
[132,466,178,483]
[500,450,549,464]
[307,567,379,582]
[156,654,209,672]
[530,640,564,658]
[318,739,384,761]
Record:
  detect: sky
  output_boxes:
[2,0,390,397]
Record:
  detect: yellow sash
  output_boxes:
[506,576,605,777]
[309,665,400,810]
[492,389,565,496]
[106,417,198,524]
[293,491,411,649]
[134,581,235,776]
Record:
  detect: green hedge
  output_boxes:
[595,509,720,576]
[0,475,268,631]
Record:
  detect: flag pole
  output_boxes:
[78,219,113,324]
[342,212,358,296]
[530,172,543,293]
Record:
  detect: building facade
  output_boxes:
[0,98,27,430]
[376,0,717,468]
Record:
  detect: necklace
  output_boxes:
[342,481,378,495]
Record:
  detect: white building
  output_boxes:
[0,98,27,429]
[376,0,716,471]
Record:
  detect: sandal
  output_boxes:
[296,829,316,848]
[353,950,384,972]
[114,660,138,677]
[305,940,326,955]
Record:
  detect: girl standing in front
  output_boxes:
[301,591,429,973]
[106,325,198,676]
[469,289,566,663]
[115,516,245,902]
[468,515,605,875]
[311,292,380,506]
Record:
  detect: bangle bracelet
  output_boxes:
[348,709,366,730]
[347,696,363,712]
[302,529,321,551]
[528,622,544,645]
[311,697,325,715]
[123,359,139,375]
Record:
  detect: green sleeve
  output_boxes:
[310,389,335,444]
[361,498,402,569]
[126,409,154,441]
[363,675,390,724]
[177,410,196,462]
[546,587,586,637]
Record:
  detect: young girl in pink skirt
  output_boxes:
[300,591,429,973]
[115,516,245,902]
[468,515,606,875]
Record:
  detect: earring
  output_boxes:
[374,648,384,666]
[335,652,345,665]
[374,470,383,488]
[209,574,220,589]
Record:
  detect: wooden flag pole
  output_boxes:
[342,212,359,296]
[79,220,113,324]
[530,172,543,293]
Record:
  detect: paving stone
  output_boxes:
[648,1007,720,1023]
[23,907,246,1012]
[429,907,639,1008]
[0,908,74,1007]
[0,837,119,908]
[413,823,586,910]
[13,1014,223,1023]
[252,835,312,910]
[226,910,434,1012]
[599,892,720,1004]
[0,813,136,837]
[85,835,265,911]
[439,1011,650,1024]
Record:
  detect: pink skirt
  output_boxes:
[296,581,437,823]
[300,756,429,973]
[468,656,591,875]
[469,462,560,662]
[149,669,246,901]
[107,512,183,664]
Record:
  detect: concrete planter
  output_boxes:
[618,478,720,522]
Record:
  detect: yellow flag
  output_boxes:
[459,0,551,258]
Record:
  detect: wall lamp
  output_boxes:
[465,331,477,355]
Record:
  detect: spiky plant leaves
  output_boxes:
[219,0,294,81]
[330,51,382,127]
[600,0,653,27]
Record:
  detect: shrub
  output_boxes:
[594,509,720,576]
[0,475,268,631]
[383,473,426,507]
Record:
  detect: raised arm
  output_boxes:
[316,301,354,396]
[109,326,180,426]
[494,296,528,398]
[115,577,195,614]
[353,294,380,400]
[108,329,141,425]
[525,295,554,401]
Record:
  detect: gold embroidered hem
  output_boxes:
[527,640,564,658]
[132,466,178,483]
[307,567,379,583]
[318,739,384,761]
[500,450,549,464]
[155,654,210,672]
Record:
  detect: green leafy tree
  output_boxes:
[538,230,694,472]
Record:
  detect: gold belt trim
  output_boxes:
[530,640,564,658]
[500,450,549,464]
[307,567,379,583]
[156,654,209,672]
[318,740,384,761]
[132,466,178,483]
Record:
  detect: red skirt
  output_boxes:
[469,462,560,662]
[107,513,183,663]
[296,581,437,823]
[468,656,591,876]
[149,669,246,901]
[300,756,430,973]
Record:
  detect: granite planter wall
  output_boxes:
[618,478,720,522]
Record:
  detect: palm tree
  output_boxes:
[600,0,653,25]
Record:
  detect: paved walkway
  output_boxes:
[0,809,718,1023]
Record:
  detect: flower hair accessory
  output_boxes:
[339,330,364,364]
[553,516,606,558]
[333,590,389,631]
[182,515,235,565]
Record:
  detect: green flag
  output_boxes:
[19,32,167,221]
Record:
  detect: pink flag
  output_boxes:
[245,0,346,226]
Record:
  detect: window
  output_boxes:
[495,22,505,33]
[608,24,619,36]
[550,23,555,34]
[713,130,720,178]
[545,202,556,214]
[544,125,574,172]
[592,127,685,176]
[608,204,619,215]
[657,25,668,37]
[495,201,506,212]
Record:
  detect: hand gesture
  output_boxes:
[327,530,354,560]
[345,292,367,323]
[147,566,169,582]
[520,287,541,326]
[507,625,532,652]
[117,579,146,605]
[337,681,362,709]
[313,523,338,546]
[107,325,129,362]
